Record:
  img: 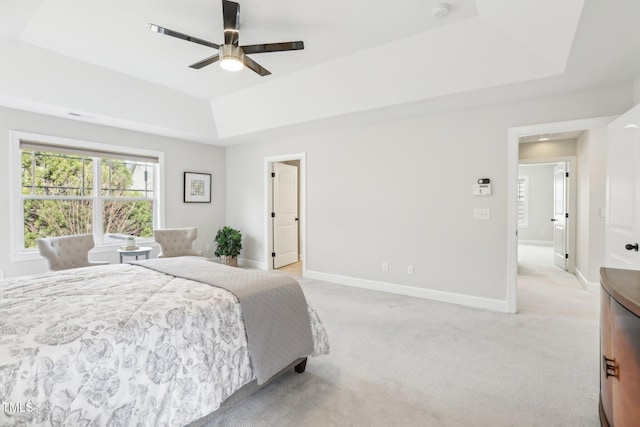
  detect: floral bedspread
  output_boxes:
[0,263,329,426]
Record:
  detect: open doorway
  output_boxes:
[506,116,614,313]
[264,153,306,276]
[517,160,582,291]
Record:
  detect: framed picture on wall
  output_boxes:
[184,172,212,203]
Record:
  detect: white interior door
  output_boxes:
[605,104,640,269]
[273,162,299,268]
[553,162,568,270]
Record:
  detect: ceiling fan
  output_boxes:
[150,0,304,76]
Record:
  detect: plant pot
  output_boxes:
[220,256,238,267]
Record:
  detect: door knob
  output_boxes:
[625,243,639,251]
[550,218,557,222]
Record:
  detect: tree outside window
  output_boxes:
[21,149,156,249]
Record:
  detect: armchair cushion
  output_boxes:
[153,227,203,258]
[36,234,109,271]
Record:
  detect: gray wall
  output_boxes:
[517,164,554,243]
[0,107,225,277]
[576,128,607,284]
[519,139,577,160]
[225,84,632,304]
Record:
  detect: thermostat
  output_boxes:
[473,183,492,196]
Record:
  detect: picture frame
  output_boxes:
[184,172,212,203]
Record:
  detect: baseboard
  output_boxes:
[575,268,599,292]
[306,270,508,313]
[238,258,268,270]
[518,240,553,246]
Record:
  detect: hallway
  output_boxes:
[517,244,597,317]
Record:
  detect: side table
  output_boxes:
[117,246,152,263]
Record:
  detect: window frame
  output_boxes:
[10,131,165,260]
[517,175,530,229]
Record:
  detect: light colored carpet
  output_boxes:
[517,244,584,290]
[205,255,600,427]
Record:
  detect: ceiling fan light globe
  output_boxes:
[220,57,244,72]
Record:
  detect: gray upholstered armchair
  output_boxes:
[153,227,203,258]
[36,234,109,271]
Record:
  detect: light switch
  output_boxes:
[473,208,491,220]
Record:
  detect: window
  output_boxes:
[517,176,529,228]
[12,132,163,254]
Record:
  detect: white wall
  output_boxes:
[517,164,554,243]
[226,84,632,308]
[576,128,607,284]
[0,107,225,277]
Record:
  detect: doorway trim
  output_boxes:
[507,116,617,313]
[264,153,306,275]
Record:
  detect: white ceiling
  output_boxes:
[1,0,640,145]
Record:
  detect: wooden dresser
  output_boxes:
[599,267,640,426]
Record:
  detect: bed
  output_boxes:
[0,257,329,426]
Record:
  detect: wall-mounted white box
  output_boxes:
[473,183,492,196]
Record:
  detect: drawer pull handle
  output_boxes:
[603,356,619,379]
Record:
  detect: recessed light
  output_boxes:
[538,137,550,141]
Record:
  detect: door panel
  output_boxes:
[553,163,568,270]
[273,162,299,269]
[606,105,640,269]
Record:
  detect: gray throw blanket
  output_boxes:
[131,257,314,384]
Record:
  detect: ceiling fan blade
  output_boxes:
[189,54,221,69]
[222,0,240,46]
[243,55,271,76]
[241,41,304,55]
[150,24,219,49]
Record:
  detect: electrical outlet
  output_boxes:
[382,261,389,272]
[206,243,212,251]
[408,265,414,275]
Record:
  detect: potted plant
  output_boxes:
[214,226,242,267]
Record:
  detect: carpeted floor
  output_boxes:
[518,244,585,290]
[206,251,600,427]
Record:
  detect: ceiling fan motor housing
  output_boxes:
[220,44,245,63]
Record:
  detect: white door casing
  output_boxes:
[553,162,568,270]
[508,116,618,314]
[273,162,299,269]
[605,105,640,269]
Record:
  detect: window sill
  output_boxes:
[10,251,43,263]
[92,240,158,253]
